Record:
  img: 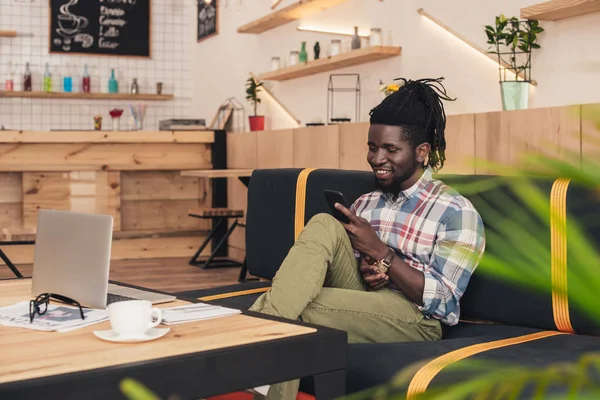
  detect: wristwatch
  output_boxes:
[374,248,395,274]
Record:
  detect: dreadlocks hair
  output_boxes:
[369,77,456,172]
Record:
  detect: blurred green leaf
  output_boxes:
[119,378,161,400]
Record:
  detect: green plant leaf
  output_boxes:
[119,378,161,400]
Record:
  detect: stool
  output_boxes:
[188,208,244,269]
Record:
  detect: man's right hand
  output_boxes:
[360,256,389,290]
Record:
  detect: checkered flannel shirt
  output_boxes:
[350,168,486,326]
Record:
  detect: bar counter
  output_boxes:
[0,130,216,264]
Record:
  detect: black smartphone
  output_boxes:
[324,189,351,224]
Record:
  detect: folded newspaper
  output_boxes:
[160,303,241,325]
[0,301,109,333]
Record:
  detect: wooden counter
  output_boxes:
[0,130,217,264]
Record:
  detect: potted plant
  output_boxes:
[245,76,264,131]
[485,14,544,110]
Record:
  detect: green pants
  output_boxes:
[249,213,442,400]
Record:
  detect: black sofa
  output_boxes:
[178,168,600,397]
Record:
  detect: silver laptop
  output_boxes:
[30,209,176,309]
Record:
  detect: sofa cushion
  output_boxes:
[345,329,600,397]
[344,325,545,395]
[174,282,271,309]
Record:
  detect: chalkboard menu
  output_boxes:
[50,0,151,58]
[197,0,218,42]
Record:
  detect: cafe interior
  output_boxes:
[1,0,600,399]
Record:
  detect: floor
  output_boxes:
[0,257,253,293]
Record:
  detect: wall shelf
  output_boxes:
[238,0,349,34]
[0,91,174,101]
[258,46,401,81]
[521,0,600,20]
[0,30,17,38]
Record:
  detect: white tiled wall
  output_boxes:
[0,0,194,131]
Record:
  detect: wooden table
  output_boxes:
[0,279,347,400]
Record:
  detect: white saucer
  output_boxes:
[93,327,171,343]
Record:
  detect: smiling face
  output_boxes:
[367,124,430,193]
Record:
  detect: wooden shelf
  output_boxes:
[258,46,402,81]
[0,91,174,101]
[0,30,17,38]
[238,0,349,34]
[521,0,600,20]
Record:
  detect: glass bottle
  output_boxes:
[63,64,72,93]
[82,64,91,93]
[23,62,32,92]
[351,26,361,50]
[369,28,382,46]
[43,63,53,92]
[108,68,118,93]
[4,61,14,91]
[299,41,308,63]
[130,78,139,94]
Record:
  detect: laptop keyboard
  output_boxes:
[106,293,138,305]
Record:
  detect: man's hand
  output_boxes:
[360,257,389,290]
[334,202,389,261]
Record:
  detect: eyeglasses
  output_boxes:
[29,293,86,323]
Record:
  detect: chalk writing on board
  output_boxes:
[50,0,150,57]
[54,0,93,51]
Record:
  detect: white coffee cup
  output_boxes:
[107,300,162,337]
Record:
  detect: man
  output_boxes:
[249,77,486,400]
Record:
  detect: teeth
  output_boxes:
[376,170,391,175]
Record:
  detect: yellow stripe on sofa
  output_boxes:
[294,168,317,241]
[550,178,575,334]
[406,331,566,398]
[197,287,270,301]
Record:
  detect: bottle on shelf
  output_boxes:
[43,63,52,93]
[130,78,139,94]
[351,26,361,50]
[82,64,91,93]
[23,62,32,92]
[299,41,308,63]
[63,64,72,93]
[4,61,14,91]
[108,68,118,93]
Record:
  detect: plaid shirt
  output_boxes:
[350,168,486,326]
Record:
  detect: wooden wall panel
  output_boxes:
[0,143,212,171]
[121,200,210,231]
[227,132,258,169]
[0,203,23,229]
[582,104,600,164]
[475,105,581,174]
[226,132,258,262]
[0,173,22,204]
[443,114,476,174]
[22,171,121,230]
[121,171,207,201]
[257,129,294,168]
[339,123,370,171]
[293,125,340,169]
[0,173,24,229]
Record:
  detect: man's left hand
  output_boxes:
[334,202,389,261]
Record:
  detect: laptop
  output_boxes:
[30,209,176,309]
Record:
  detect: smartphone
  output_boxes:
[324,189,351,224]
